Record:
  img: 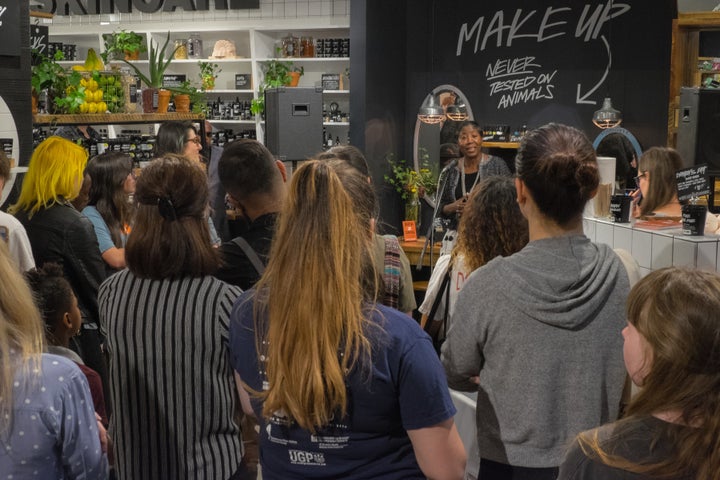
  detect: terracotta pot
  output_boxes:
[31,91,39,115]
[124,50,140,61]
[142,87,158,113]
[174,94,191,113]
[156,89,172,113]
[288,71,301,87]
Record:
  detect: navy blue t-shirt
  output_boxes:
[228,293,456,479]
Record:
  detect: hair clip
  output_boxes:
[157,196,178,221]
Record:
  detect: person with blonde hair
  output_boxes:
[99,154,245,479]
[631,147,683,218]
[443,123,629,479]
[0,241,108,478]
[559,267,720,479]
[229,160,466,479]
[10,136,109,408]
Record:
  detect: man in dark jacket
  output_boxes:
[214,139,286,290]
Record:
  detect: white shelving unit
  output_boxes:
[45,24,351,144]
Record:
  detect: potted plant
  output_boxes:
[102,30,147,63]
[169,80,203,113]
[31,50,69,114]
[250,55,293,117]
[288,65,304,87]
[198,61,221,90]
[122,32,178,112]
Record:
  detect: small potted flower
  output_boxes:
[169,80,203,113]
[102,30,147,62]
[198,61,221,90]
[288,65,304,87]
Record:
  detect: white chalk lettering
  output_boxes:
[486,56,540,80]
[456,2,632,56]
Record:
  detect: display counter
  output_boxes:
[583,217,720,277]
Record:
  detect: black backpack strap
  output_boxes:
[424,265,451,333]
[231,236,266,276]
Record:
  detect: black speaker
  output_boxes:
[264,87,323,161]
[677,87,720,174]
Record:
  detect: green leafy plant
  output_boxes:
[53,71,85,114]
[122,31,177,88]
[198,61,221,90]
[31,50,67,94]
[198,61,221,79]
[384,152,438,200]
[102,30,146,63]
[250,53,294,116]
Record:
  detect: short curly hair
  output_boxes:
[454,176,529,272]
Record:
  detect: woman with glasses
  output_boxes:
[155,120,221,245]
[83,152,136,273]
[631,147,683,219]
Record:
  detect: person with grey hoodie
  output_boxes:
[442,123,629,480]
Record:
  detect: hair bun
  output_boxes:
[576,160,600,202]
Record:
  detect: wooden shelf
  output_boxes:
[483,141,520,149]
[33,112,205,126]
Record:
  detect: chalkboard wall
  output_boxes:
[406,0,676,151]
[352,0,677,231]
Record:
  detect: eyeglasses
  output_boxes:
[185,137,201,145]
[634,172,647,188]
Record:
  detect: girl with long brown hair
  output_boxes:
[83,152,136,271]
[559,266,720,479]
[228,160,466,479]
[420,175,528,332]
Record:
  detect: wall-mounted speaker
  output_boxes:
[264,87,323,162]
[677,87,720,174]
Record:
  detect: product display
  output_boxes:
[37,28,350,146]
[210,40,237,59]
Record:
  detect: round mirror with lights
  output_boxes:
[413,85,474,208]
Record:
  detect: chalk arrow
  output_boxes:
[576,35,612,105]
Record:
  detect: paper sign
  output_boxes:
[676,164,710,202]
[402,221,417,242]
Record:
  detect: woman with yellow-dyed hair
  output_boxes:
[228,160,466,480]
[10,136,109,408]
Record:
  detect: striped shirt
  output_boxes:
[99,271,243,480]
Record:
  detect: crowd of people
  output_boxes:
[0,120,718,480]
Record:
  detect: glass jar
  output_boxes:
[300,36,315,57]
[187,33,203,59]
[281,34,298,57]
[173,39,188,59]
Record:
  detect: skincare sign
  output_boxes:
[0,1,20,57]
[676,164,711,202]
[32,0,259,16]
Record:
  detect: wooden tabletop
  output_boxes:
[399,237,441,267]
